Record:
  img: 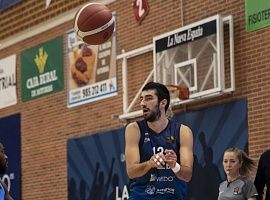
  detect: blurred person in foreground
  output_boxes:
[254,149,270,200]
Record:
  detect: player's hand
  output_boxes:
[149,152,166,169]
[164,149,177,169]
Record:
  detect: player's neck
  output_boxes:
[147,116,168,133]
[227,173,241,183]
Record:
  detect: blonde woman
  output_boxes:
[218,147,258,200]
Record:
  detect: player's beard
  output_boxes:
[144,104,161,122]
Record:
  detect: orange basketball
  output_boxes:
[73,3,115,45]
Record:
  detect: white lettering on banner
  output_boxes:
[116,185,129,200]
[0,74,16,90]
[99,41,111,51]
[39,70,58,85]
[98,42,111,59]
[98,49,111,59]
[167,26,203,47]
[26,70,58,89]
[31,85,53,97]
[27,76,39,89]
[97,66,109,75]
[187,26,203,41]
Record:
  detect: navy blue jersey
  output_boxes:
[129,120,187,200]
[0,182,4,200]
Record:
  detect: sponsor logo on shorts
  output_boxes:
[145,185,155,195]
[156,176,174,182]
[156,187,175,194]
[150,174,156,182]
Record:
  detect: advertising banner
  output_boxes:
[66,29,117,107]
[0,55,17,109]
[20,36,64,102]
[245,0,270,31]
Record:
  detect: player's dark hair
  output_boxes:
[142,82,170,112]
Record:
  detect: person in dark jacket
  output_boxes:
[254,149,270,200]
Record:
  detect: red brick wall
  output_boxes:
[0,0,269,199]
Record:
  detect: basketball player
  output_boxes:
[0,143,13,200]
[125,82,193,199]
[218,148,257,200]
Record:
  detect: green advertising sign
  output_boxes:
[245,0,270,32]
[20,36,64,102]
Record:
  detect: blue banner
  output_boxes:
[67,128,129,200]
[0,0,22,11]
[0,113,21,200]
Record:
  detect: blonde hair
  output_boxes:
[224,147,256,176]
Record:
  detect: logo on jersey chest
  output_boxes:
[166,135,175,143]
[144,132,150,143]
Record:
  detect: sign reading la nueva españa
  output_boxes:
[20,36,64,102]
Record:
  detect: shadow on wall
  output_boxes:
[186,131,222,200]
[68,158,121,200]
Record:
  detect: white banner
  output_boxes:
[0,55,17,109]
[66,28,118,108]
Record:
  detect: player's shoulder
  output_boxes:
[125,121,141,135]
[125,121,142,142]
[126,121,139,129]
[219,180,227,190]
[168,120,192,134]
[180,124,192,133]
[240,176,254,183]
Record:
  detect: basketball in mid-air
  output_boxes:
[73,3,115,45]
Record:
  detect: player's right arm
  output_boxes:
[125,122,152,179]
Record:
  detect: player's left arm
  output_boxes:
[176,124,193,182]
